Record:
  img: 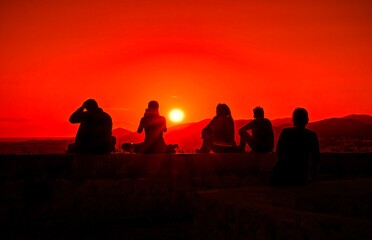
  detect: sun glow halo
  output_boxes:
[169,109,185,123]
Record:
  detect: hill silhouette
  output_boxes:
[112,128,132,139]
[116,114,372,152]
[163,119,210,152]
[0,115,370,154]
[307,118,372,138]
[270,118,292,126]
[343,114,372,125]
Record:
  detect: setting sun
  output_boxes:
[169,109,185,123]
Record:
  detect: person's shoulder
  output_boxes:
[223,116,234,125]
[263,118,272,124]
[211,116,218,122]
[222,115,233,121]
[102,110,111,116]
[281,127,295,134]
[304,128,318,137]
[101,110,112,119]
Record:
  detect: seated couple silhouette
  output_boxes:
[196,104,274,154]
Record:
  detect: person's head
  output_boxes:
[253,107,264,119]
[147,100,159,110]
[84,99,98,111]
[293,108,309,128]
[216,103,231,117]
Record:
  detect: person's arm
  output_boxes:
[162,117,167,133]
[137,118,144,133]
[239,121,253,135]
[269,121,275,140]
[275,128,287,158]
[202,118,215,136]
[269,121,274,137]
[310,132,321,181]
[69,105,85,123]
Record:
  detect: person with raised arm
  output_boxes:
[68,99,114,154]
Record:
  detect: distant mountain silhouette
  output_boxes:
[234,118,292,128]
[1,115,370,154]
[117,119,273,152]
[115,115,372,152]
[164,119,211,151]
[112,128,132,139]
[307,118,372,138]
[234,119,252,129]
[343,114,372,125]
[271,118,292,126]
[116,132,144,145]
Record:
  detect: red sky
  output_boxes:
[1,0,371,138]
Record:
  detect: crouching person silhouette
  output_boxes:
[239,107,274,153]
[196,103,240,153]
[121,101,178,154]
[270,108,320,186]
[67,99,115,154]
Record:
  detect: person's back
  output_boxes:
[275,127,319,184]
[211,115,235,146]
[136,101,168,153]
[250,118,274,151]
[77,109,112,151]
[122,101,177,154]
[197,103,238,153]
[69,99,113,154]
[140,111,166,145]
[271,108,320,186]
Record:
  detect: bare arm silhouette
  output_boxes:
[162,116,167,133]
[239,121,253,135]
[69,106,85,123]
[69,100,92,123]
[137,118,144,134]
[310,132,321,181]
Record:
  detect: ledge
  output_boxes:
[0,152,371,179]
[194,179,372,239]
[0,153,371,228]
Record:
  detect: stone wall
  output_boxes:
[0,153,371,227]
[194,179,372,239]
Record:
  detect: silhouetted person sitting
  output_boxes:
[270,108,320,186]
[196,103,239,153]
[239,107,274,153]
[68,99,115,154]
[121,101,177,154]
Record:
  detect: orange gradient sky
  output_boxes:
[1,0,371,138]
